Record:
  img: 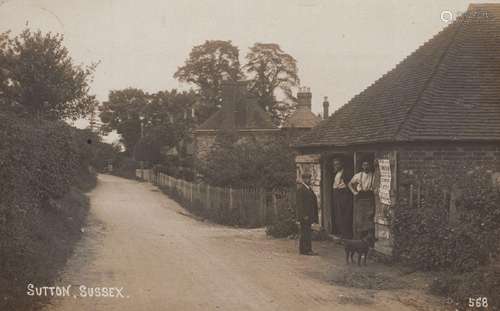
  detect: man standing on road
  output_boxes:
[296,172,319,255]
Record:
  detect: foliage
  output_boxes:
[174,41,300,126]
[0,29,97,120]
[266,188,298,238]
[430,265,500,310]
[134,90,196,164]
[90,141,121,172]
[393,165,500,272]
[0,113,95,310]
[266,203,298,238]
[111,155,139,179]
[174,40,242,122]
[0,32,9,102]
[100,88,196,161]
[99,88,149,154]
[198,130,296,189]
[0,113,96,208]
[244,43,299,125]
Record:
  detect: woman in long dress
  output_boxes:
[331,159,353,238]
[348,160,375,240]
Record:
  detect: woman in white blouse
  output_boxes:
[348,160,375,241]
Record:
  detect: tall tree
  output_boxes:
[0,32,9,103]
[135,90,196,164]
[99,88,149,155]
[1,29,97,120]
[99,88,196,158]
[174,40,242,122]
[244,43,300,125]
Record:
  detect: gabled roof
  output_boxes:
[296,4,500,148]
[195,81,276,131]
[282,106,322,129]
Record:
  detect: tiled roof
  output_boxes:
[196,98,276,130]
[282,106,322,128]
[197,100,276,130]
[296,4,500,148]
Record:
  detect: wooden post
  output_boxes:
[409,184,414,208]
[259,188,265,226]
[190,182,193,203]
[417,182,421,208]
[238,188,244,224]
[229,186,233,210]
[273,192,278,221]
[207,184,210,211]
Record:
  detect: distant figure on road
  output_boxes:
[296,172,319,255]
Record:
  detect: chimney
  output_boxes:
[322,96,330,119]
[297,86,312,110]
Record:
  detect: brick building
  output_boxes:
[294,4,500,255]
[193,81,279,163]
[193,81,329,162]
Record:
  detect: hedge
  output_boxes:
[0,112,97,310]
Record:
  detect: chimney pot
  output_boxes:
[297,86,312,110]
[322,96,330,119]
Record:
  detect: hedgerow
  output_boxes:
[392,162,500,310]
[0,112,96,310]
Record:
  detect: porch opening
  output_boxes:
[321,152,376,240]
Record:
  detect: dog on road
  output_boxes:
[342,235,376,266]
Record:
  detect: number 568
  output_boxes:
[469,297,488,308]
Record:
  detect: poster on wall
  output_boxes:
[378,159,392,205]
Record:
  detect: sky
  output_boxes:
[0,0,494,142]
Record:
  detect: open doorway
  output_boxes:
[352,152,376,240]
[322,153,354,237]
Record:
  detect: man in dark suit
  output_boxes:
[296,172,319,255]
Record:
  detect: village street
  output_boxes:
[44,175,445,311]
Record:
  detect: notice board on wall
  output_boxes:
[378,159,392,205]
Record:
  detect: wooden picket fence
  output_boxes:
[136,169,295,227]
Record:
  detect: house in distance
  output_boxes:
[193,81,329,185]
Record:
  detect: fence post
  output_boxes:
[229,186,233,210]
[190,182,193,204]
[259,188,266,226]
[417,182,421,208]
[409,184,414,208]
[238,188,245,225]
[206,184,210,211]
[273,192,278,221]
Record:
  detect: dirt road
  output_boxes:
[45,175,445,311]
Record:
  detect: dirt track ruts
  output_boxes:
[44,174,445,311]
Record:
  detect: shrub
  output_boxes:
[266,197,298,238]
[266,217,298,238]
[430,265,500,310]
[0,113,96,310]
[198,130,296,190]
[393,166,500,272]
[111,155,139,179]
[393,163,500,310]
